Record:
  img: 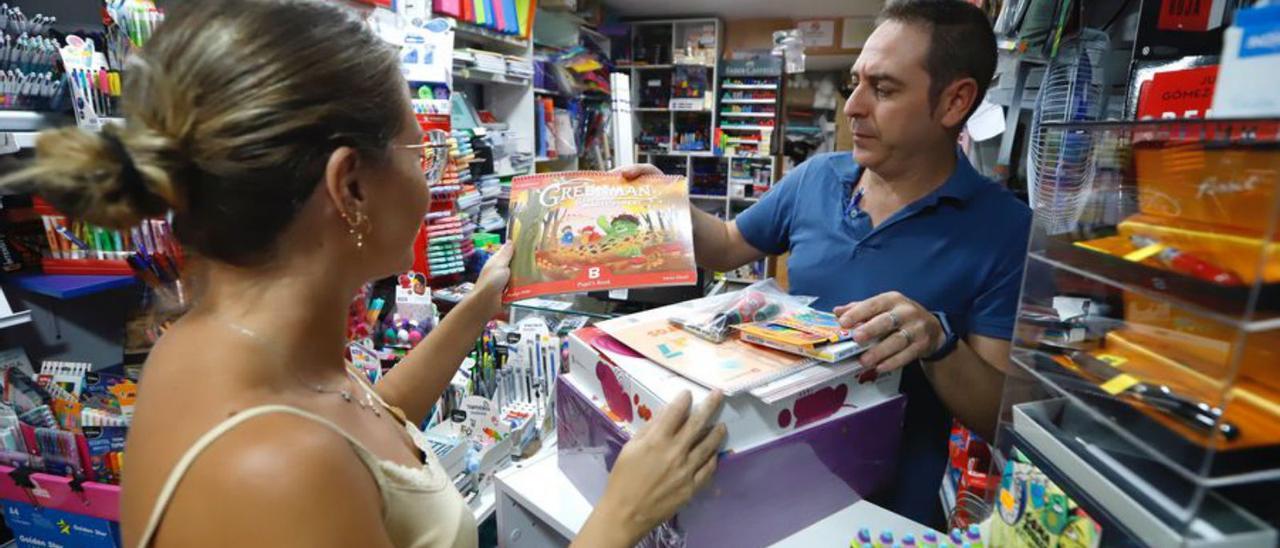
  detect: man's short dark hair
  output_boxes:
[878,0,997,125]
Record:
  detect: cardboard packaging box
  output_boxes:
[564,326,902,452]
[557,377,907,548]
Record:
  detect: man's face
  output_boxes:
[844,20,943,173]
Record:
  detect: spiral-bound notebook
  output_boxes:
[597,300,816,395]
[504,171,697,302]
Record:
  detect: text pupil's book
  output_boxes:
[504,171,697,302]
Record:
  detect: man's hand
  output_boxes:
[835,292,945,373]
[613,163,665,180]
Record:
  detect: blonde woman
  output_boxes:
[9,1,725,546]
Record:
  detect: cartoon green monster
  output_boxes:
[597,214,643,257]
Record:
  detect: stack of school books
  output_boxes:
[734,310,872,363]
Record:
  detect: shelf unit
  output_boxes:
[718,72,781,160]
[451,17,536,174]
[990,118,1280,545]
[0,111,72,155]
[622,18,721,158]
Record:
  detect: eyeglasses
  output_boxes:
[397,129,451,186]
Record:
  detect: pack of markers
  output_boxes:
[34,197,184,280]
[1,361,135,485]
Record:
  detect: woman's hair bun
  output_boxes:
[11,124,183,229]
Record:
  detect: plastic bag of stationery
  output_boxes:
[668,279,817,343]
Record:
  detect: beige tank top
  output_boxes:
[136,385,478,548]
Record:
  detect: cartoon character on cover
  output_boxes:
[560,226,576,246]
[598,214,643,257]
[580,225,603,244]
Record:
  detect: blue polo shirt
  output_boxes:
[735,151,1030,527]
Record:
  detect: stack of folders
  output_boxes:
[735,310,873,363]
[432,0,534,38]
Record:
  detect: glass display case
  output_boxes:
[991,119,1279,546]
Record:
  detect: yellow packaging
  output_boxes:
[1117,214,1280,284]
[1104,330,1280,448]
[1123,292,1280,395]
[1134,143,1278,236]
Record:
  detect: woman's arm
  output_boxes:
[375,245,512,424]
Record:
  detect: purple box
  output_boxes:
[556,377,907,548]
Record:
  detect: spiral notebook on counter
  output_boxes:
[597,300,817,396]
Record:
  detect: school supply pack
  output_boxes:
[735,309,875,363]
[1,360,134,484]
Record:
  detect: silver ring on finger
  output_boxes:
[888,310,901,330]
[898,327,914,346]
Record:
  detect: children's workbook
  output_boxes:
[504,171,696,302]
[598,300,816,395]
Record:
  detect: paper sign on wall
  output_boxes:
[798,20,836,48]
[841,18,875,49]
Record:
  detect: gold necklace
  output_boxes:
[218,320,383,418]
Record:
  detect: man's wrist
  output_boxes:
[922,311,958,362]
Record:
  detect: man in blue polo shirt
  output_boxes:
[623,0,1029,529]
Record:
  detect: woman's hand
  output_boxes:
[612,163,665,180]
[578,391,727,546]
[471,243,513,317]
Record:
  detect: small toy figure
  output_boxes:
[580,225,602,244]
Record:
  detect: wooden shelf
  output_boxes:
[721,125,776,131]
[721,98,777,105]
[720,112,776,118]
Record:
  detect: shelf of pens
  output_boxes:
[34,197,183,288]
[438,322,563,426]
[56,1,165,127]
[0,6,65,112]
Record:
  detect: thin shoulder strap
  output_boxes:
[136,405,382,548]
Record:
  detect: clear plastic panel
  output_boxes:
[994,118,1280,545]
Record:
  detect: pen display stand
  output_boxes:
[991,119,1280,546]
